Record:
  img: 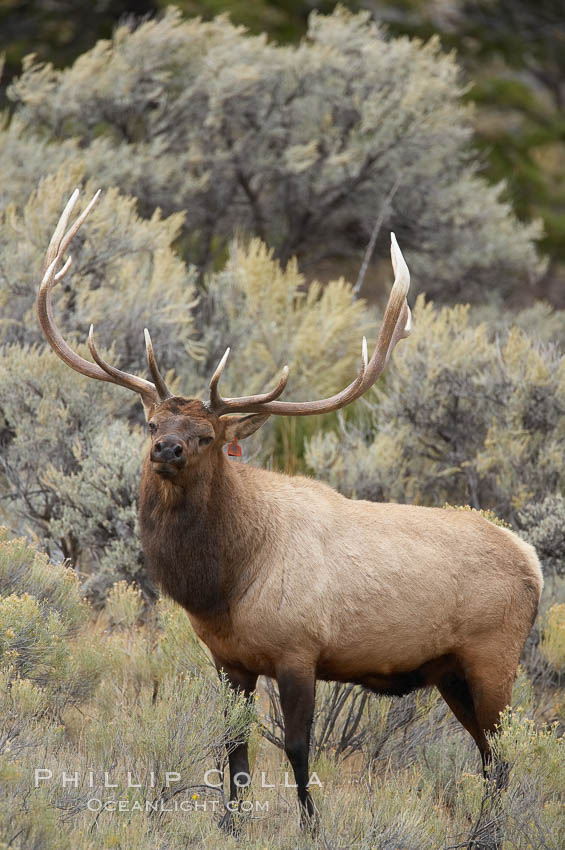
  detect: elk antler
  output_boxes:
[207,233,411,416]
[37,189,171,417]
[39,191,410,421]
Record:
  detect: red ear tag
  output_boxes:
[227,437,242,458]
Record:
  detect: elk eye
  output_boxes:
[199,436,213,446]
[148,422,157,435]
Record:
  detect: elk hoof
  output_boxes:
[300,805,319,835]
[218,809,240,836]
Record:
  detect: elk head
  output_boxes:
[37,189,411,478]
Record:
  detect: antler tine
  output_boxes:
[208,347,290,415]
[37,189,161,417]
[361,337,368,370]
[384,300,411,365]
[351,230,410,390]
[206,233,410,417]
[390,232,409,296]
[57,190,102,266]
[87,325,159,403]
[209,347,231,410]
[144,329,172,401]
[42,188,80,278]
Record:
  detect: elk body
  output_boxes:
[38,191,543,830]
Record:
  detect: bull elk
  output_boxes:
[38,190,543,831]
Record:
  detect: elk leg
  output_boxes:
[276,669,318,830]
[470,682,512,791]
[439,666,509,850]
[462,648,516,790]
[214,661,257,833]
[437,671,491,770]
[465,671,511,850]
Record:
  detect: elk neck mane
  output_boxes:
[138,449,278,620]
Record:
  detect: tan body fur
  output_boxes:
[165,457,542,694]
[138,399,543,797]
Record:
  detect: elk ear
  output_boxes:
[220,413,270,444]
[141,397,156,421]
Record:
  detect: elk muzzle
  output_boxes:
[150,435,186,475]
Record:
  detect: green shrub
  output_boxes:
[5,7,543,301]
[540,604,565,673]
[0,530,105,711]
[490,709,565,850]
[306,297,565,524]
[442,503,512,528]
[104,580,144,629]
[519,494,565,579]
[0,165,200,373]
[0,345,150,600]
[199,238,374,465]
[0,528,84,627]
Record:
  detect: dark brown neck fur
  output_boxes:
[139,449,270,620]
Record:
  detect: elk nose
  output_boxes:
[152,438,184,463]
